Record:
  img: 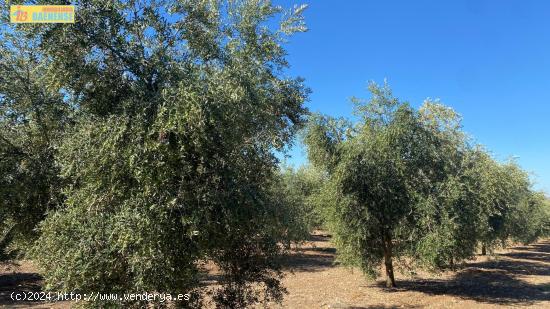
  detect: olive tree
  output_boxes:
[9,0,310,307]
[274,165,326,243]
[470,154,531,254]
[481,160,547,249]
[304,83,447,287]
[407,102,526,270]
[507,191,550,244]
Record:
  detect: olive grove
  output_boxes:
[303,82,549,287]
[0,0,548,306]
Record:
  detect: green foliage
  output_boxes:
[414,160,481,269]
[0,30,70,259]
[506,188,548,244]
[469,154,533,252]
[273,165,325,243]
[303,114,352,171]
[542,197,550,237]
[1,0,310,307]
[413,101,480,269]
[305,82,448,287]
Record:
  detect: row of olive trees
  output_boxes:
[300,82,549,287]
[1,0,310,308]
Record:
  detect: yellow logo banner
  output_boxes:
[10,5,75,23]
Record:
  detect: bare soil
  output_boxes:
[1,232,549,308]
[275,231,550,308]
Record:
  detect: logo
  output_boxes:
[10,5,75,24]
[12,6,28,22]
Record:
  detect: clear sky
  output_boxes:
[276,0,550,193]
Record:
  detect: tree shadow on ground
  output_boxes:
[281,233,337,272]
[322,303,423,309]
[380,240,550,305]
[505,251,550,261]
[352,305,423,309]
[0,268,44,307]
[281,252,336,272]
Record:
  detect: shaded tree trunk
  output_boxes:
[481,243,487,255]
[383,234,396,288]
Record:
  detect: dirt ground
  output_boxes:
[275,232,550,308]
[1,232,549,308]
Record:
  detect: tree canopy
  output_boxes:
[2,0,309,307]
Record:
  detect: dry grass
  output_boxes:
[1,232,549,308]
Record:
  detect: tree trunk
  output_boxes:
[481,244,487,255]
[383,235,396,288]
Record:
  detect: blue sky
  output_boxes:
[276,0,550,193]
